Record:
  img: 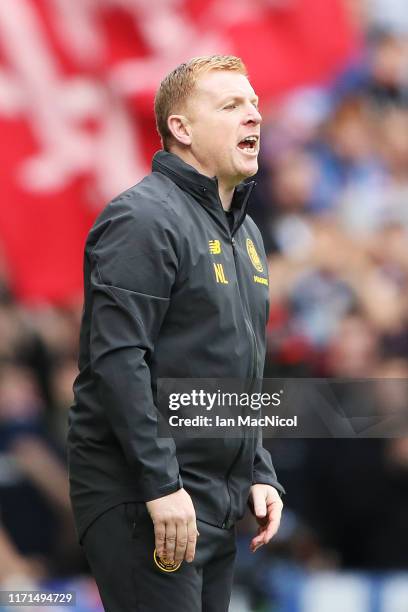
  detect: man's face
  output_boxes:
[185,70,262,187]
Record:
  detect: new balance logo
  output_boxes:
[213,263,228,284]
[209,240,221,255]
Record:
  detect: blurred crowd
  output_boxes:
[256,26,408,380]
[0,275,85,585]
[0,0,408,609]
[244,6,408,608]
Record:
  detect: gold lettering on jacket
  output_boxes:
[253,275,268,286]
[213,263,229,284]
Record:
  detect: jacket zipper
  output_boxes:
[231,237,258,382]
[221,235,258,528]
[210,183,258,528]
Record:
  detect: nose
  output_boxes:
[245,104,262,126]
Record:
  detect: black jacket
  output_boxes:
[68,151,284,541]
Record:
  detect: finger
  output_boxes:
[154,520,166,559]
[251,527,269,550]
[250,536,265,553]
[250,538,261,552]
[174,520,188,565]
[252,489,267,519]
[250,530,267,550]
[164,521,177,562]
[263,503,282,543]
[250,524,268,549]
[185,518,198,563]
[255,514,268,528]
[263,519,280,543]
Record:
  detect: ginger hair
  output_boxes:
[154,55,247,150]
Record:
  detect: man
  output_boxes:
[68,55,284,611]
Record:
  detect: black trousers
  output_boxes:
[82,502,237,611]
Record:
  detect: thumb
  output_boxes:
[252,489,267,518]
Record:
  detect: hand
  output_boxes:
[248,484,283,553]
[146,488,199,564]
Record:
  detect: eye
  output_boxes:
[223,103,237,110]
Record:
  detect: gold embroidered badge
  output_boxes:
[153,549,181,573]
[246,238,264,273]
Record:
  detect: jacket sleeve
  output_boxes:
[253,431,285,496]
[88,197,182,501]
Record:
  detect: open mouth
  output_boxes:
[237,135,259,154]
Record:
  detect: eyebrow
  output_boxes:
[219,94,259,106]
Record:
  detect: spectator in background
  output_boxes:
[0,363,83,576]
[0,521,45,586]
[247,16,408,587]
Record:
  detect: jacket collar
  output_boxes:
[152,151,256,228]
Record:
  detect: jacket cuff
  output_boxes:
[141,474,183,502]
[252,474,286,497]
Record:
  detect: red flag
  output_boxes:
[0,0,359,305]
[226,0,360,102]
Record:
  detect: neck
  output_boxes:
[169,147,237,211]
[217,182,234,211]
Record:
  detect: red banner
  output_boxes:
[0,0,359,305]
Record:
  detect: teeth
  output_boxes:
[238,135,258,153]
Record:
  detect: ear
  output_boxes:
[167,115,192,146]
